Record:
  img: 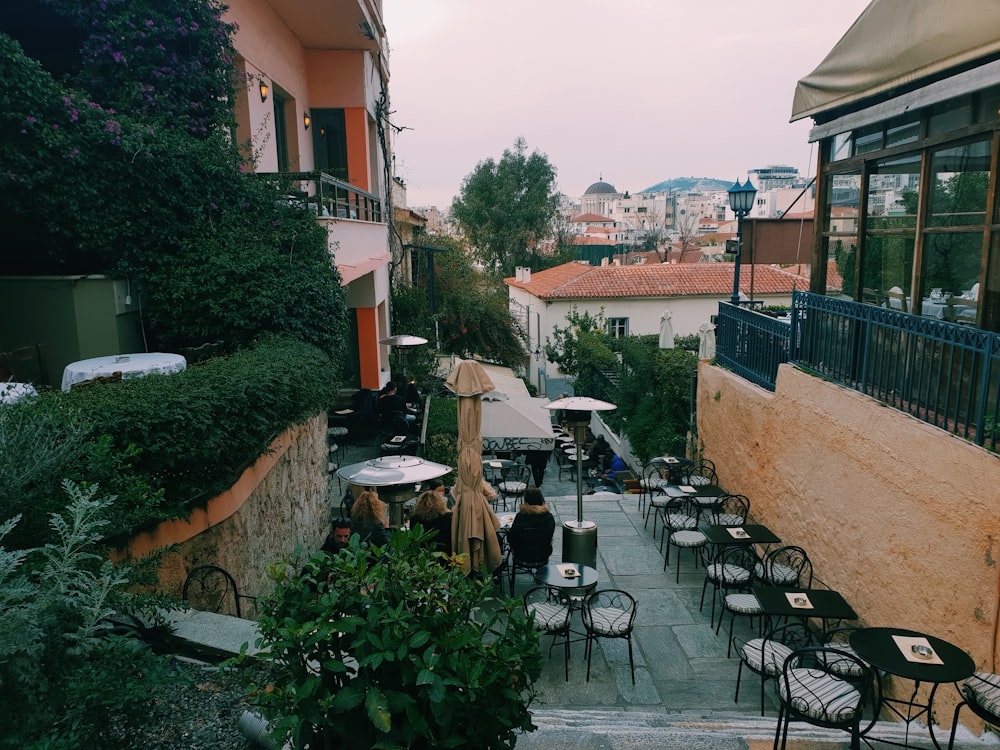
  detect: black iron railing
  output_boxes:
[257,171,383,223]
[716,291,1000,449]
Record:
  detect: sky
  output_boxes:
[383,0,873,210]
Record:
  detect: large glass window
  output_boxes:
[861,156,920,306]
[825,174,861,297]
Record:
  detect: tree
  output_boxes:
[451,137,560,277]
[392,233,528,369]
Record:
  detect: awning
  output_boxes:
[477,363,555,453]
[791,0,1000,122]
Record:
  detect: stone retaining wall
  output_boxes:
[117,414,331,616]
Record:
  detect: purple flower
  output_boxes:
[52,124,59,130]
[25,116,36,124]
[112,51,124,62]
[210,202,218,209]
[145,19,153,26]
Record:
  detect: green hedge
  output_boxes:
[3,337,338,547]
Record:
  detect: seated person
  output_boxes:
[582,434,610,469]
[349,490,391,547]
[507,487,555,563]
[321,516,352,555]
[409,489,453,555]
[378,381,416,430]
[404,377,422,411]
[602,453,628,481]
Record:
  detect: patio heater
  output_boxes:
[544,396,616,568]
[379,335,428,381]
[728,178,757,305]
[338,455,451,528]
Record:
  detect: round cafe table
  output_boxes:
[61,352,187,392]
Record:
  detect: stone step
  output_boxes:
[515,707,999,749]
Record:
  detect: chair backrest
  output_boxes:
[583,589,637,634]
[644,462,668,486]
[182,564,243,618]
[762,545,813,588]
[508,522,553,563]
[686,457,718,485]
[0,344,48,385]
[501,464,532,486]
[712,494,750,524]
[712,542,759,574]
[778,645,874,724]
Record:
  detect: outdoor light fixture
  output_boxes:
[303,111,311,130]
[728,178,757,304]
[259,80,269,103]
[544,396,616,568]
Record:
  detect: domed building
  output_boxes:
[580,178,622,217]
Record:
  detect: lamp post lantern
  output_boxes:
[543,396,616,568]
[728,179,757,305]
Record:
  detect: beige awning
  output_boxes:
[791,0,1000,122]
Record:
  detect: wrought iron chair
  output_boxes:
[655,491,697,550]
[523,586,573,681]
[182,564,255,619]
[714,494,750,526]
[507,524,554,596]
[582,588,638,684]
[773,645,875,750]
[640,462,669,522]
[683,457,718,487]
[700,543,758,629]
[950,671,1000,750]
[734,622,813,716]
[497,464,531,511]
[662,496,707,584]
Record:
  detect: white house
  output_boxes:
[506,261,816,392]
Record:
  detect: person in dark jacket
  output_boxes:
[410,489,453,555]
[321,516,352,555]
[507,487,555,563]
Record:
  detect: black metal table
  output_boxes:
[651,455,692,483]
[752,584,857,636]
[849,627,975,750]
[700,523,780,547]
[534,563,599,599]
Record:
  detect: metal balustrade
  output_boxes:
[716,291,1000,450]
[257,170,383,223]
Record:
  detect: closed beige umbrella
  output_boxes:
[445,359,502,575]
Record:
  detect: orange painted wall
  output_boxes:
[356,306,379,389]
[304,49,365,103]
[344,107,369,192]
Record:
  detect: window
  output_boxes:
[607,318,629,338]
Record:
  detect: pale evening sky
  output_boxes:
[383,1,872,211]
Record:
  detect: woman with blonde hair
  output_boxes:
[410,489,453,554]
[350,489,391,547]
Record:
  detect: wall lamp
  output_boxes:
[259,80,269,103]
[303,111,311,130]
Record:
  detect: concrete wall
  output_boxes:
[697,362,1000,727]
[119,415,332,615]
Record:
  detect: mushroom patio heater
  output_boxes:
[338,455,451,528]
[544,396,616,568]
[379,335,428,381]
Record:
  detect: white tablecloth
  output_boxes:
[61,352,187,392]
[0,382,38,404]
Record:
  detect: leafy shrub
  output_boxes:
[248,530,541,749]
[58,337,339,538]
[0,480,178,749]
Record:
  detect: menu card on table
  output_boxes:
[662,456,679,464]
[679,485,696,493]
[390,435,407,443]
[893,635,945,665]
[727,527,750,539]
[556,563,580,579]
[785,592,814,609]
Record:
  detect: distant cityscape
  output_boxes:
[411,165,816,265]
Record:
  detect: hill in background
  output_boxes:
[642,177,732,193]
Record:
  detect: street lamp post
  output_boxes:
[728,179,757,305]
[543,396,616,568]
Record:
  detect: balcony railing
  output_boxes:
[257,171,383,223]
[716,291,1000,449]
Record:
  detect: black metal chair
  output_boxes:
[700,543,758,629]
[497,464,531,511]
[714,493,750,526]
[734,622,814,716]
[756,545,813,589]
[507,524,554,596]
[773,645,875,750]
[641,462,669,523]
[950,671,1000,750]
[582,588,638,684]
[523,586,573,681]
[182,564,255,619]
[662,496,707,584]
[683,457,718,487]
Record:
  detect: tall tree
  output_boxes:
[451,137,560,277]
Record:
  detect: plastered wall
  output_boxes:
[698,362,1000,729]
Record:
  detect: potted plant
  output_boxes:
[247,529,542,749]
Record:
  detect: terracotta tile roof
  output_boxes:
[569,212,614,223]
[506,261,819,299]
[571,236,615,246]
